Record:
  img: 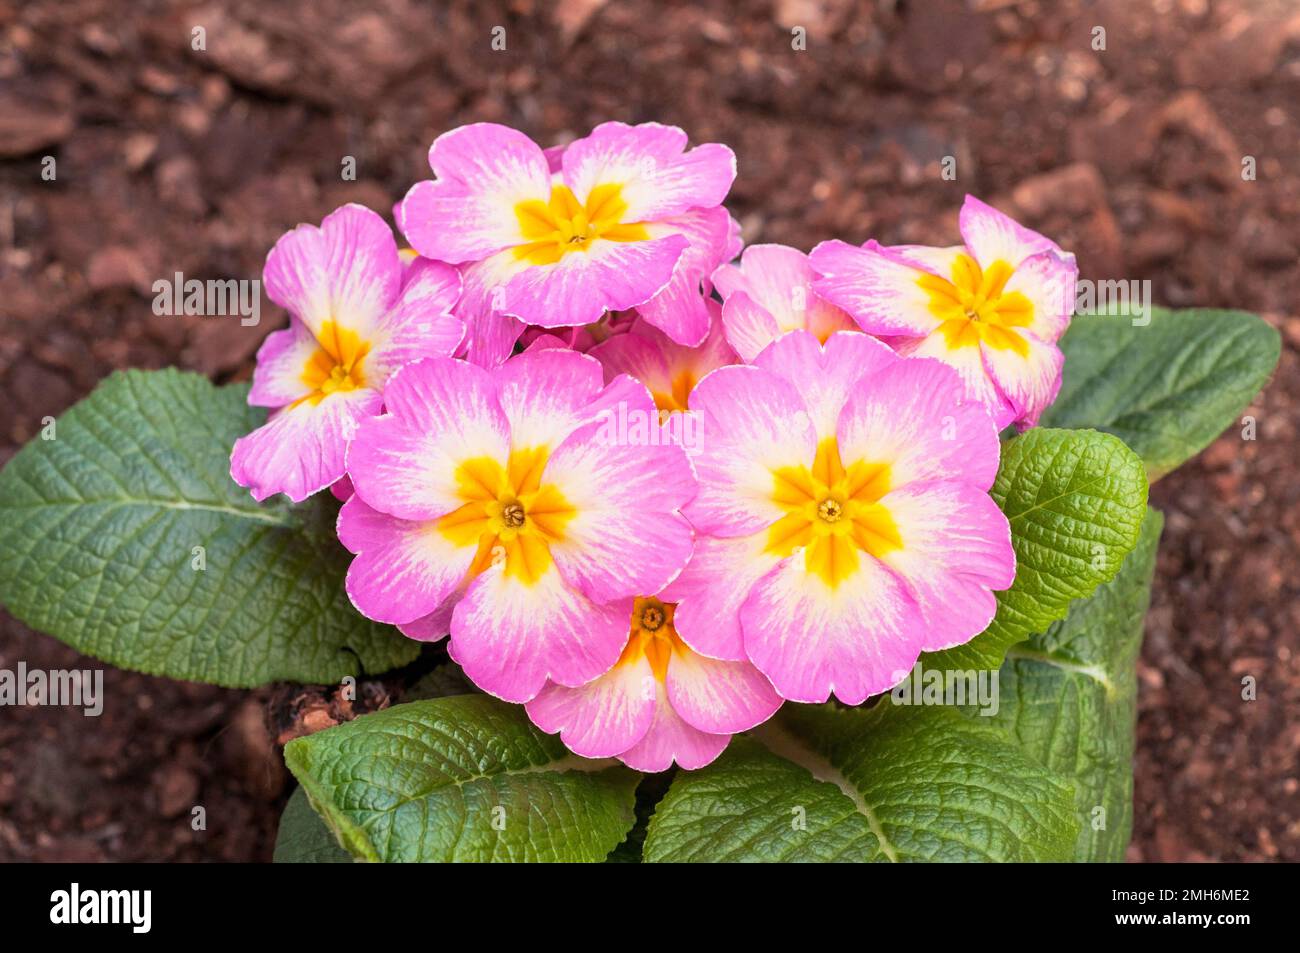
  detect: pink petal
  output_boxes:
[346,357,510,521]
[875,480,1015,651]
[617,680,732,772]
[525,657,657,760]
[588,325,674,393]
[1003,249,1078,344]
[635,206,733,346]
[230,388,381,503]
[398,599,456,643]
[958,194,1060,269]
[588,309,736,411]
[495,348,606,450]
[682,364,817,537]
[895,330,1017,431]
[501,233,687,329]
[337,495,476,626]
[720,214,745,268]
[544,404,698,604]
[836,353,1003,491]
[741,553,924,705]
[368,257,465,378]
[885,243,968,276]
[329,475,355,502]
[561,121,736,223]
[542,143,566,173]
[454,253,529,367]
[809,239,941,337]
[263,203,402,343]
[713,244,858,362]
[716,290,782,364]
[661,531,781,662]
[449,567,632,703]
[521,331,575,352]
[752,329,897,440]
[980,329,1065,430]
[400,123,552,263]
[665,648,782,735]
[247,318,317,409]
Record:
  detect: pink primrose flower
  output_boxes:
[231,204,463,502]
[664,329,1015,704]
[810,195,1077,430]
[399,122,737,365]
[338,348,698,704]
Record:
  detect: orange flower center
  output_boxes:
[619,597,685,681]
[296,320,371,405]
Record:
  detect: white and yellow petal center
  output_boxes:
[297,320,372,405]
[918,253,1032,356]
[436,447,576,586]
[513,184,650,265]
[765,437,901,588]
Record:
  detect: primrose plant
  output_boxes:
[0,122,1279,863]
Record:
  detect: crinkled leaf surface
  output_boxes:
[1043,308,1279,480]
[643,702,1077,862]
[0,369,417,687]
[976,507,1163,862]
[925,428,1148,673]
[283,694,640,862]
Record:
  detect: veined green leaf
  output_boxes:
[925,427,1148,672]
[1043,307,1279,480]
[284,695,640,862]
[643,703,1077,862]
[0,368,417,687]
[979,507,1163,861]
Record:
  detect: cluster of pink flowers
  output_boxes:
[231,121,1078,771]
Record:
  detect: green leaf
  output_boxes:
[405,661,478,700]
[0,369,417,687]
[643,703,1077,862]
[283,694,640,862]
[273,787,352,863]
[1043,308,1279,480]
[979,507,1163,862]
[925,428,1148,672]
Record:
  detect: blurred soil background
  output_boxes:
[1,0,1297,861]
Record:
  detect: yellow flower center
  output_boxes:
[816,498,843,523]
[765,437,901,588]
[297,320,371,405]
[619,597,684,681]
[436,447,576,586]
[917,253,1033,356]
[513,183,651,266]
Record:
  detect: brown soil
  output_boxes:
[1,0,1296,862]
